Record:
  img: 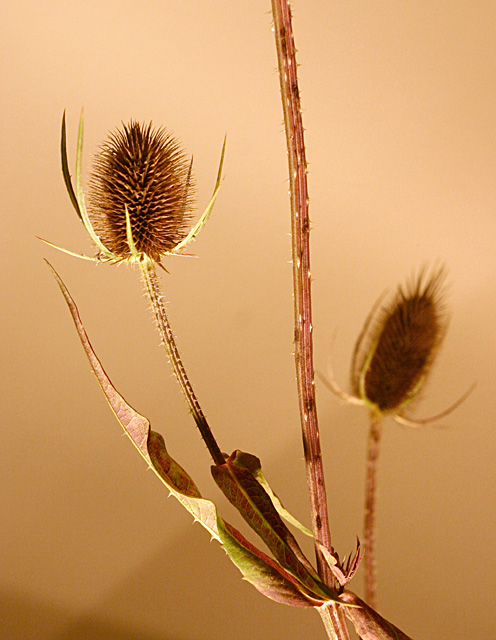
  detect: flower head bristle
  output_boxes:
[351,269,447,414]
[88,121,195,262]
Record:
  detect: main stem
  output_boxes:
[271,3,349,639]
[139,258,225,467]
[271,0,333,585]
[364,413,383,608]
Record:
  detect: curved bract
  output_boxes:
[52,111,226,266]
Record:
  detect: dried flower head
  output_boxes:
[320,268,473,426]
[88,121,195,262]
[351,269,447,415]
[43,112,225,265]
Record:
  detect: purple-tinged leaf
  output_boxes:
[147,431,220,538]
[318,538,362,587]
[149,433,322,608]
[212,455,339,603]
[47,262,329,607]
[231,450,313,537]
[46,260,150,458]
[218,521,324,607]
[343,538,362,584]
[340,591,414,640]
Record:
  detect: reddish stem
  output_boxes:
[364,413,383,608]
[271,0,333,585]
[270,5,352,638]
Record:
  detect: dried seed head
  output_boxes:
[351,269,447,414]
[87,121,195,261]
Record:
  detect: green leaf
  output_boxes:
[47,261,328,608]
[216,518,323,608]
[212,454,340,603]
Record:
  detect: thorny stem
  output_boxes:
[364,413,383,608]
[271,0,333,587]
[139,258,225,466]
[271,2,350,639]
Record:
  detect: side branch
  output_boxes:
[139,259,225,466]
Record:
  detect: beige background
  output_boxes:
[2,1,495,638]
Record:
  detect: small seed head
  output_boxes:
[351,269,447,414]
[88,121,195,261]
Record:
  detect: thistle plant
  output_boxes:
[43,2,469,638]
[320,271,472,609]
[44,111,227,466]
[87,121,196,261]
[356,271,448,609]
[350,270,447,420]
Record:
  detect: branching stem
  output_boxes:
[139,258,225,466]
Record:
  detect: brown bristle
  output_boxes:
[88,121,195,261]
[351,269,447,413]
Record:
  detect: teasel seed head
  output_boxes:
[45,112,224,265]
[88,121,195,262]
[351,269,447,415]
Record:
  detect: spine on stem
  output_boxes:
[139,259,225,466]
[271,2,350,639]
[271,0,333,587]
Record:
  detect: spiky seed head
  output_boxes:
[351,269,447,414]
[87,121,195,262]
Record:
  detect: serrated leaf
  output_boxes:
[47,261,327,608]
[318,537,362,587]
[212,455,340,603]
